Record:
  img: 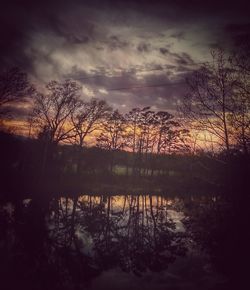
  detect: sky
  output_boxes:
[1,0,250,118]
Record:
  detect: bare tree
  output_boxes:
[229,46,250,154]
[96,110,126,151]
[160,127,191,154]
[125,107,156,174]
[71,98,111,148]
[0,67,34,121]
[124,107,189,175]
[137,110,158,155]
[96,110,126,172]
[69,98,111,173]
[0,67,33,106]
[153,111,177,154]
[31,80,80,144]
[30,79,80,178]
[182,49,236,152]
[125,107,151,153]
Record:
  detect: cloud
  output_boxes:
[1,0,249,115]
[137,42,151,53]
[108,35,130,50]
[159,48,169,55]
[170,31,185,40]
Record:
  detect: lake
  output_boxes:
[0,194,230,290]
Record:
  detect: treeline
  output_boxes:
[1,48,250,157]
[0,131,224,197]
[182,48,250,155]
[30,85,192,175]
[0,47,250,197]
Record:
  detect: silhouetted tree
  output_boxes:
[182,49,236,152]
[71,98,111,148]
[30,80,80,178]
[125,107,151,153]
[97,110,126,151]
[31,79,80,144]
[0,67,33,117]
[69,98,111,173]
[157,126,191,154]
[125,107,156,174]
[229,47,250,154]
[96,110,126,172]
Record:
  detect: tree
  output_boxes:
[124,107,190,175]
[96,110,126,151]
[161,128,191,154]
[30,79,80,178]
[70,98,111,174]
[70,98,111,148]
[96,110,126,172]
[125,107,156,174]
[153,111,177,154]
[137,109,158,155]
[182,49,236,152]
[31,80,80,144]
[125,107,151,153]
[229,46,250,154]
[0,67,33,117]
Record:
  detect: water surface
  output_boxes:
[0,194,228,290]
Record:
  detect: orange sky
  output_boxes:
[1,117,221,153]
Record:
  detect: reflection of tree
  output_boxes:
[181,195,240,281]
[0,195,188,289]
[0,197,101,290]
[49,195,187,276]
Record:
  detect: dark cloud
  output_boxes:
[68,60,193,113]
[170,31,185,40]
[159,49,194,66]
[1,0,248,69]
[159,48,169,55]
[137,42,151,53]
[108,36,129,50]
[1,0,249,113]
[175,53,194,66]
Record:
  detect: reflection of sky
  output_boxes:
[0,194,228,289]
[167,209,185,232]
[56,195,186,257]
[77,195,185,232]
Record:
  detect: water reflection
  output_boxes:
[49,196,187,274]
[0,194,228,290]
